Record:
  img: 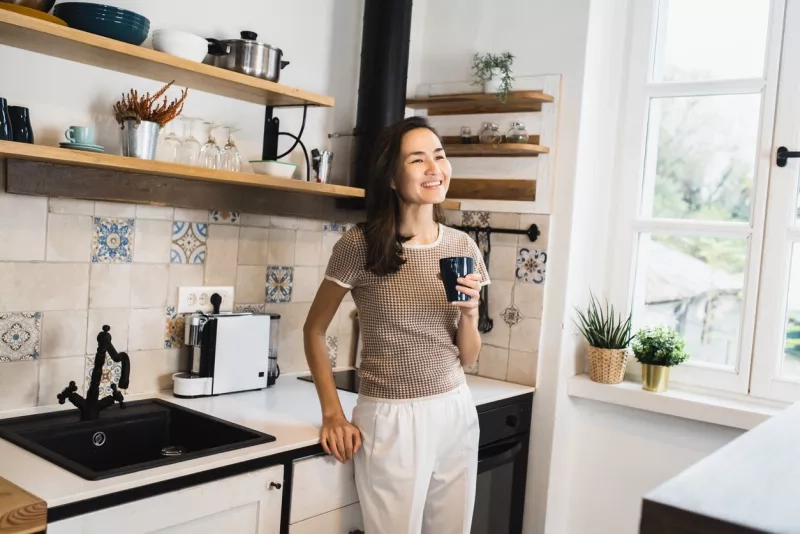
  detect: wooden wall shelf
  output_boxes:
[443,143,549,158]
[447,178,536,201]
[0,10,333,108]
[406,91,554,116]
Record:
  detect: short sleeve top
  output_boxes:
[325,224,490,399]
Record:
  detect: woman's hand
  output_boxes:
[321,414,362,463]
[453,273,483,317]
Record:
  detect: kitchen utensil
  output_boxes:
[0,3,66,24]
[64,125,94,145]
[8,106,33,143]
[311,149,333,183]
[205,31,289,82]
[152,29,208,63]
[0,98,13,141]
[0,0,55,13]
[250,159,297,179]
[53,3,150,46]
[439,256,475,303]
[120,119,159,160]
[266,312,281,387]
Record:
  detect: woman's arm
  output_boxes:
[303,279,361,464]
[453,273,483,367]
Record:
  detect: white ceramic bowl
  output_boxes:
[152,29,208,63]
[251,160,298,179]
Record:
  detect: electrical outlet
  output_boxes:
[177,286,235,314]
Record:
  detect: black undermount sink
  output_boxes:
[0,398,276,481]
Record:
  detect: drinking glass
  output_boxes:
[199,122,221,169]
[219,126,242,172]
[179,117,202,166]
[158,120,182,163]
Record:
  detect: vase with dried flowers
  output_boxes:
[113,80,188,160]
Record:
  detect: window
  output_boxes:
[611,0,785,395]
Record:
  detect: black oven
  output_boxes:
[472,393,533,534]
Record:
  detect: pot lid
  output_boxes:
[221,31,282,52]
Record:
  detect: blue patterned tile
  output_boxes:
[323,222,352,234]
[92,217,134,264]
[462,211,490,227]
[516,248,547,284]
[84,354,123,397]
[501,304,523,327]
[266,266,293,303]
[327,335,338,367]
[209,210,240,224]
[165,306,185,348]
[235,303,266,314]
[0,312,41,362]
[170,222,207,264]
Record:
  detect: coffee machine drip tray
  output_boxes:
[298,369,360,394]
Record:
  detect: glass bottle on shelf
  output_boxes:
[478,122,502,144]
[506,121,530,144]
[460,126,472,144]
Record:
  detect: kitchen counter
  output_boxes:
[0,372,533,511]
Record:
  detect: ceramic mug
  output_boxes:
[439,256,475,302]
[65,126,94,145]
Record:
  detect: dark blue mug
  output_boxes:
[439,256,475,302]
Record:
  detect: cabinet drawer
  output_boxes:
[289,503,364,534]
[290,454,359,524]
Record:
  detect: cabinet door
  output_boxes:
[289,503,364,534]
[290,454,359,523]
[49,465,284,534]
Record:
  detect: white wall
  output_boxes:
[0,0,363,183]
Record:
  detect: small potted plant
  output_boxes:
[573,293,634,384]
[631,325,690,392]
[471,52,515,103]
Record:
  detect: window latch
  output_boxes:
[776,146,800,167]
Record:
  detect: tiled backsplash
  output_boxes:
[0,190,547,411]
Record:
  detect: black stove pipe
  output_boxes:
[352,0,414,193]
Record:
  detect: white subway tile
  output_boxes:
[238,227,270,266]
[506,350,537,387]
[204,224,239,286]
[46,214,92,262]
[292,266,320,303]
[240,213,271,228]
[89,264,131,309]
[129,308,166,352]
[133,220,172,263]
[267,229,296,266]
[174,208,210,223]
[136,205,174,220]
[130,264,169,308]
[0,361,38,410]
[38,356,85,406]
[49,199,94,215]
[294,231,322,267]
[86,308,129,354]
[235,265,267,304]
[167,264,204,306]
[95,202,136,218]
[0,194,47,261]
[478,345,509,381]
[41,310,88,359]
[0,263,89,312]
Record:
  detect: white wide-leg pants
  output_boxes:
[351,383,480,534]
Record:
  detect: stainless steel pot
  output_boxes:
[205,31,289,82]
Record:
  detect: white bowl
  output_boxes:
[251,160,298,179]
[153,29,208,63]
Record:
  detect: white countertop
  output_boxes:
[0,371,533,509]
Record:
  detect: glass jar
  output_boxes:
[460,126,472,144]
[478,122,502,144]
[506,121,529,143]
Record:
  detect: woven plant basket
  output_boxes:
[587,346,628,384]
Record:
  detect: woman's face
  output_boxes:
[393,128,451,205]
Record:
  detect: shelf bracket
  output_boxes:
[262,106,279,161]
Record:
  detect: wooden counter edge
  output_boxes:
[0,477,47,534]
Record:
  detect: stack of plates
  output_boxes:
[0,4,67,26]
[53,2,150,45]
[59,142,104,153]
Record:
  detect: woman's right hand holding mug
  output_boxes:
[321,414,362,463]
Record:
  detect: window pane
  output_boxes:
[642,94,760,222]
[634,233,746,367]
[782,245,800,378]
[653,0,770,82]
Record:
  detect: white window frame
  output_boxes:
[608,0,786,395]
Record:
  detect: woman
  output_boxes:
[303,116,489,534]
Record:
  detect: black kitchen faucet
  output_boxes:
[57,325,130,421]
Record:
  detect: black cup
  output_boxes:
[8,106,33,144]
[440,256,475,302]
[0,98,12,141]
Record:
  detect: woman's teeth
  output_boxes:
[422,180,442,188]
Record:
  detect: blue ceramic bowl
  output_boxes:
[53,5,148,26]
[54,2,148,24]
[53,3,149,45]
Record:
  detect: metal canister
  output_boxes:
[311,149,333,184]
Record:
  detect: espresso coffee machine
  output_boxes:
[172,294,279,398]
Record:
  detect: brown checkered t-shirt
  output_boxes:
[325,224,490,399]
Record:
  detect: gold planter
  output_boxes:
[641,364,670,392]
[587,347,628,384]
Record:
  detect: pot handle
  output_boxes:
[206,38,229,56]
[240,30,258,40]
[280,60,290,70]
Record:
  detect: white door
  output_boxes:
[48,465,284,534]
[289,503,364,534]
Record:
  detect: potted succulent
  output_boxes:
[631,325,690,392]
[471,52,515,103]
[573,293,634,384]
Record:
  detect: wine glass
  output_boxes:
[219,126,242,172]
[199,122,221,169]
[179,117,202,166]
[159,120,182,163]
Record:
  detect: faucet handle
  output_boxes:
[57,381,78,404]
[110,383,125,409]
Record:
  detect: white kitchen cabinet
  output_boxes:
[48,465,284,534]
[289,503,364,534]
[290,454,359,524]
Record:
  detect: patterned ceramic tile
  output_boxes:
[516,248,547,284]
[165,306,185,348]
[170,222,207,264]
[501,303,523,327]
[92,217,135,264]
[323,222,352,234]
[0,312,41,362]
[462,211,490,228]
[266,266,293,303]
[327,335,338,367]
[209,210,240,224]
[84,354,123,397]
[235,304,267,314]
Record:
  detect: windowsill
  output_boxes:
[567,374,788,430]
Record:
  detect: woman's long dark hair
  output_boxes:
[361,116,444,276]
